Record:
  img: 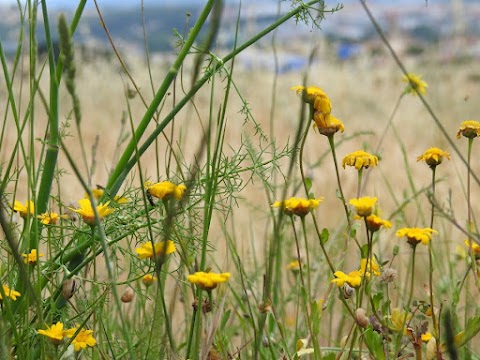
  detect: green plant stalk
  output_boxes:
[357,168,363,198]
[428,167,439,341]
[465,137,473,332]
[105,0,326,198]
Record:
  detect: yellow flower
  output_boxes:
[12,200,35,219]
[342,150,378,170]
[271,197,323,217]
[331,270,362,288]
[37,211,66,225]
[402,73,428,96]
[287,260,301,273]
[464,239,480,257]
[363,214,392,232]
[396,227,438,246]
[291,85,331,112]
[187,271,231,290]
[421,332,433,343]
[349,196,377,217]
[65,327,97,351]
[38,322,65,345]
[0,284,21,301]
[142,274,157,287]
[145,181,187,201]
[69,198,114,226]
[457,120,480,139]
[22,249,44,265]
[313,113,345,137]
[89,188,129,204]
[389,308,412,333]
[417,147,451,167]
[135,240,176,260]
[359,258,381,277]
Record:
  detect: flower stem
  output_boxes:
[406,246,417,312]
[428,167,438,339]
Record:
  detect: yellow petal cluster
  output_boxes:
[396,227,438,246]
[464,239,480,257]
[38,322,65,344]
[359,258,381,278]
[349,196,377,217]
[364,214,392,232]
[22,249,44,265]
[142,274,157,287]
[37,211,66,225]
[389,308,412,333]
[12,200,35,219]
[90,188,129,204]
[457,120,480,139]
[402,73,428,96]
[65,328,97,351]
[187,271,231,290]
[0,284,21,301]
[417,147,450,167]
[145,181,187,200]
[342,150,378,170]
[331,270,362,288]
[135,240,176,260]
[272,197,323,217]
[69,198,114,226]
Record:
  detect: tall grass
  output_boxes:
[0,0,479,359]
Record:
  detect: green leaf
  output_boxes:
[221,309,231,330]
[322,353,336,360]
[361,244,369,259]
[321,228,329,245]
[364,326,386,360]
[373,292,384,310]
[305,177,313,193]
[457,315,480,347]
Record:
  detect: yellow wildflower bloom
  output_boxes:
[69,198,114,226]
[389,308,412,333]
[402,73,428,96]
[363,214,392,232]
[22,249,44,265]
[417,147,450,167]
[38,322,65,345]
[187,271,231,290]
[65,327,97,351]
[349,196,377,217]
[359,258,381,277]
[142,274,157,287]
[145,181,187,200]
[421,332,433,343]
[291,85,331,112]
[135,240,176,260]
[89,188,129,204]
[37,211,67,225]
[313,113,345,137]
[272,197,323,217]
[12,200,35,219]
[331,270,362,288]
[342,150,379,170]
[464,239,480,257]
[457,120,480,139]
[0,284,21,301]
[396,227,438,246]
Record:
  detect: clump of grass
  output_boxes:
[0,0,479,359]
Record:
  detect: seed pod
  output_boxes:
[121,287,135,303]
[62,279,77,300]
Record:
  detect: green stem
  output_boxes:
[357,168,363,199]
[406,246,416,312]
[428,167,438,339]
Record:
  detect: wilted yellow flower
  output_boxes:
[65,327,97,351]
[363,214,392,232]
[313,113,345,136]
[389,308,412,333]
[38,322,65,345]
[331,270,362,288]
[89,188,129,204]
[69,198,114,226]
[359,258,381,277]
[342,150,378,170]
[272,197,323,217]
[37,211,66,225]
[145,181,187,201]
[417,147,451,167]
[396,227,438,246]
[349,196,377,217]
[457,120,480,139]
[12,200,35,219]
[402,73,428,96]
[142,274,157,287]
[291,85,331,111]
[0,284,21,301]
[135,240,176,260]
[22,249,44,265]
[187,271,231,290]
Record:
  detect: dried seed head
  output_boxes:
[121,287,135,303]
[380,268,398,283]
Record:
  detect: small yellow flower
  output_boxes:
[417,147,451,167]
[359,258,381,277]
[457,120,480,139]
[142,274,157,287]
[69,198,114,226]
[342,150,378,170]
[65,327,97,351]
[291,85,331,112]
[396,227,438,246]
[349,196,377,217]
[389,308,412,333]
[287,260,301,273]
[464,239,480,257]
[272,197,323,217]
[145,181,187,201]
[313,113,345,137]
[22,249,44,265]
[187,271,231,290]
[89,188,129,204]
[37,211,67,225]
[12,200,35,219]
[0,284,21,301]
[421,332,433,343]
[402,73,428,96]
[363,214,392,232]
[135,240,176,260]
[38,322,65,345]
[331,270,362,288]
